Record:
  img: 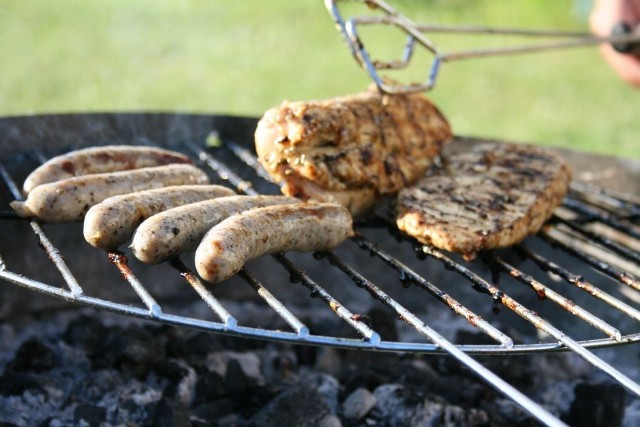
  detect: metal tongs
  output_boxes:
[325,0,640,94]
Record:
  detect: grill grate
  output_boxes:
[1,113,640,426]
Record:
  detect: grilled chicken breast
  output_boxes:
[396,142,572,259]
[255,87,452,216]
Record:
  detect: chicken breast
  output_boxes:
[255,87,451,216]
[396,142,572,260]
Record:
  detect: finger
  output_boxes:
[600,44,640,86]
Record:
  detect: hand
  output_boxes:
[590,0,640,86]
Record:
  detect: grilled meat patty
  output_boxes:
[396,142,572,259]
[255,88,451,216]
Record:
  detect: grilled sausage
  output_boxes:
[83,185,235,250]
[195,203,353,283]
[11,164,209,223]
[130,195,300,264]
[23,145,192,194]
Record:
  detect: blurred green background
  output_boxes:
[0,0,638,157]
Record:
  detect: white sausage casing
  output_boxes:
[195,203,353,283]
[131,195,300,264]
[11,164,210,223]
[23,145,192,194]
[83,184,235,250]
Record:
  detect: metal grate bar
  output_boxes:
[225,141,275,183]
[351,233,514,347]
[319,250,564,426]
[516,245,640,322]
[564,197,640,240]
[0,210,20,219]
[491,254,622,340]
[422,245,640,397]
[571,182,640,212]
[190,141,373,338]
[169,259,237,328]
[107,251,162,317]
[187,141,258,196]
[554,214,640,264]
[0,160,84,297]
[273,253,381,344]
[541,229,640,292]
[221,140,516,346]
[237,268,310,337]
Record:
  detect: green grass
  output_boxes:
[0,0,638,157]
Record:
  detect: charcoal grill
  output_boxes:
[1,113,639,426]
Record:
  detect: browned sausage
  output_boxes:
[11,164,209,223]
[130,195,299,264]
[195,203,353,283]
[83,185,235,250]
[23,145,192,194]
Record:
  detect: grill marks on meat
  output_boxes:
[255,88,451,216]
[396,143,572,259]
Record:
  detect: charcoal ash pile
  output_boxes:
[0,305,632,427]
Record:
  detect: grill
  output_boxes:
[1,112,639,426]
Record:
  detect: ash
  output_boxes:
[0,303,631,427]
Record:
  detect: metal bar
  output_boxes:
[219,138,511,346]
[351,233,513,348]
[225,140,276,184]
[238,268,309,337]
[564,197,640,240]
[0,210,21,220]
[516,245,640,322]
[107,251,162,317]
[274,253,381,344]
[169,258,237,328]
[187,141,258,196]
[571,182,640,209]
[540,229,640,292]
[570,182,640,216]
[0,160,84,297]
[326,0,640,94]
[491,255,622,341]
[554,215,640,264]
[413,23,593,38]
[321,250,566,427]
[422,245,640,398]
[2,266,639,354]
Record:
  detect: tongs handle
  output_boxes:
[611,22,640,54]
[325,0,640,94]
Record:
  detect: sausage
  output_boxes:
[195,203,353,283]
[83,185,235,250]
[130,195,300,264]
[23,145,192,194]
[10,164,209,223]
